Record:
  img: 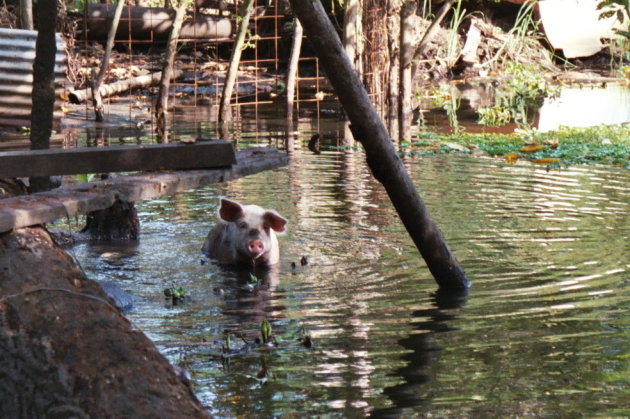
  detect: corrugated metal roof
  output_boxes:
[0,28,67,128]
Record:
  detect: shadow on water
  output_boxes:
[211,263,284,327]
[372,288,469,418]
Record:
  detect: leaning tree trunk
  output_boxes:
[285,18,302,122]
[29,0,57,193]
[218,0,255,122]
[289,0,469,290]
[0,227,210,417]
[93,0,126,122]
[155,2,187,142]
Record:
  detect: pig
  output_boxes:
[202,198,287,266]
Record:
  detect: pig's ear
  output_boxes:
[219,198,244,222]
[264,211,287,233]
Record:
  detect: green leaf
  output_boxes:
[261,319,272,343]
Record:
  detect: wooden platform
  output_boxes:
[0,147,288,233]
[0,141,236,178]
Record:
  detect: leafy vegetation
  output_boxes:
[163,285,188,304]
[477,62,558,127]
[401,124,630,168]
[597,0,630,39]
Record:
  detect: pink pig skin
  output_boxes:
[202,198,287,266]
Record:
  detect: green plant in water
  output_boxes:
[445,0,468,66]
[477,62,558,127]
[260,319,272,344]
[424,84,464,133]
[403,124,630,168]
[76,173,96,183]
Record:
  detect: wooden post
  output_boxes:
[289,0,469,290]
[218,0,255,122]
[156,2,187,142]
[29,0,57,193]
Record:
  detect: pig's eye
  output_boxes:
[237,221,248,229]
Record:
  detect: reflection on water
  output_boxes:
[61,122,629,416]
[538,83,630,131]
[423,82,630,133]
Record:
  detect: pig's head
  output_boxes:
[218,198,287,266]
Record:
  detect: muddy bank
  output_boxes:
[0,226,209,417]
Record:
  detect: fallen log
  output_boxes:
[86,3,233,41]
[0,226,210,417]
[68,69,183,104]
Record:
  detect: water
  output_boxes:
[422,82,630,134]
[60,132,629,416]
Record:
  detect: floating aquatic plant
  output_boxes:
[402,124,630,168]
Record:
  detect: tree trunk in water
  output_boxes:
[81,199,140,241]
[386,0,402,142]
[289,0,469,290]
[93,0,126,122]
[0,226,210,417]
[156,2,187,142]
[285,19,302,122]
[29,1,57,193]
[218,0,255,123]
[399,1,415,143]
[19,0,33,30]
[343,0,362,75]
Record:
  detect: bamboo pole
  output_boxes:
[288,0,470,290]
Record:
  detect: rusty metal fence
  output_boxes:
[75,0,329,122]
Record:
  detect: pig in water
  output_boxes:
[202,198,287,266]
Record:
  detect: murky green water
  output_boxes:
[62,116,629,416]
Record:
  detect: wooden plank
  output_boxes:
[0,141,236,178]
[0,147,288,233]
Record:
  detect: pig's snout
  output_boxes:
[247,239,265,258]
